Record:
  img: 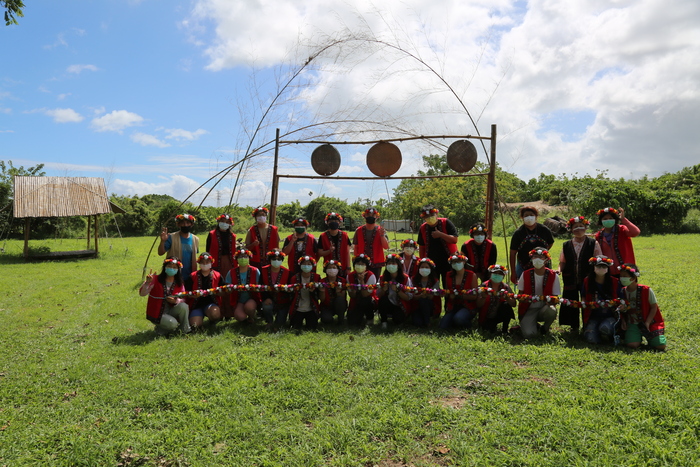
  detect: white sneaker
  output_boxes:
[381,322,388,330]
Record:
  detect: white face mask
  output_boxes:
[451,262,465,271]
[474,235,485,244]
[354,264,367,273]
[218,222,230,231]
[256,216,267,223]
[594,266,608,276]
[419,268,431,277]
[403,247,415,256]
[532,258,546,269]
[523,216,536,226]
[199,263,212,271]
[270,259,283,268]
[326,268,338,277]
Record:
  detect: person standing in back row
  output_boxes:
[417,205,458,286]
[246,207,280,270]
[509,206,554,284]
[352,208,389,278]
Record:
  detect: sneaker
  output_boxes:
[367,318,374,326]
[381,322,388,330]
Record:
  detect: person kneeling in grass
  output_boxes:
[440,254,480,330]
[289,256,322,330]
[260,249,292,331]
[188,252,222,330]
[517,248,560,338]
[140,257,191,335]
[319,259,347,325]
[581,256,623,345]
[478,264,516,334]
[618,263,666,351]
[347,254,377,326]
[376,254,413,329]
[225,249,261,323]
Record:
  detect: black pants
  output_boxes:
[291,310,318,330]
[559,287,581,329]
[378,296,405,325]
[321,295,347,324]
[347,295,374,326]
[481,303,515,333]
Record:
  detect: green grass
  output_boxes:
[1,234,699,466]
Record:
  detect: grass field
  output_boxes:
[1,233,699,466]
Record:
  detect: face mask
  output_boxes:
[219,222,230,231]
[386,264,398,274]
[295,227,306,234]
[403,247,415,256]
[365,217,376,224]
[354,264,366,273]
[594,266,608,276]
[237,258,250,267]
[490,274,504,283]
[256,216,267,223]
[326,268,338,277]
[199,263,212,271]
[419,268,431,277]
[165,267,178,277]
[532,258,546,269]
[620,277,633,287]
[300,264,313,273]
[270,259,283,268]
[602,219,616,229]
[451,262,464,271]
[523,216,536,226]
[179,225,191,233]
[474,235,485,244]
[328,221,340,230]
[426,216,438,226]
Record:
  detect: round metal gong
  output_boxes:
[366,142,402,177]
[446,139,478,173]
[310,144,341,176]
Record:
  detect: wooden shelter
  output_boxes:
[12,176,125,260]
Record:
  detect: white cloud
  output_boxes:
[57,93,71,101]
[0,129,14,133]
[92,106,106,116]
[131,132,171,148]
[163,128,209,141]
[43,108,84,123]
[44,33,68,49]
[91,110,144,133]
[112,175,203,202]
[0,107,11,114]
[67,64,99,74]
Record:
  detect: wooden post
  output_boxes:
[86,215,92,249]
[94,215,99,255]
[23,218,30,259]
[269,128,281,225]
[485,124,497,238]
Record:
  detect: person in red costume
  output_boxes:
[319,259,347,325]
[399,238,419,279]
[618,263,666,351]
[352,208,389,278]
[245,207,280,270]
[206,214,236,317]
[282,217,318,274]
[516,248,560,339]
[461,223,497,283]
[139,257,191,335]
[595,207,640,275]
[225,249,261,323]
[187,252,222,330]
[260,249,291,331]
[289,255,322,330]
[318,212,352,278]
[417,205,458,286]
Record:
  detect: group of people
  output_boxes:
[139,204,666,350]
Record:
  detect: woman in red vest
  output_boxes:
[461,223,497,283]
[581,256,623,344]
[376,254,413,329]
[352,208,389,278]
[400,238,419,279]
[319,259,347,325]
[225,249,261,323]
[478,264,516,334]
[139,257,191,335]
[346,254,377,326]
[187,252,222,330]
[318,212,352,277]
[417,205,458,285]
[246,207,280,269]
[206,214,236,317]
[283,217,318,274]
[260,249,291,331]
[410,258,442,328]
[595,207,640,274]
[289,255,322,330]
[516,248,560,338]
[439,254,480,330]
[618,264,666,351]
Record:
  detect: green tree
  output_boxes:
[3,0,24,25]
[0,160,46,238]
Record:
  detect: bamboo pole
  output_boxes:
[485,124,497,238]
[23,218,30,259]
[270,128,281,225]
[277,173,488,181]
[94,215,99,255]
[86,215,92,249]
[279,134,493,145]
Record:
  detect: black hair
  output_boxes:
[353,256,371,266]
[587,262,614,299]
[412,262,438,286]
[381,256,406,283]
[158,256,184,287]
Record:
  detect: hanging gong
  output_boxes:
[366,142,402,177]
[446,139,478,173]
[310,144,341,176]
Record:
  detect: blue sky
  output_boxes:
[2,0,699,208]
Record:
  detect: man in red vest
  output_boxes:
[417,205,458,286]
[516,248,560,338]
[352,208,389,278]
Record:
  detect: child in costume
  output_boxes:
[517,248,560,338]
[346,254,377,326]
[410,258,442,328]
[260,249,291,331]
[352,208,389,278]
[319,259,347,325]
[282,217,318,274]
[618,263,666,351]
[188,252,222,329]
[376,254,413,329]
[289,256,322,330]
[478,264,516,334]
[581,256,623,344]
[461,223,497,283]
[245,207,280,270]
[225,249,261,323]
[595,207,640,273]
[440,254,480,330]
[318,212,352,278]
[399,238,420,279]
[140,257,191,335]
[558,216,602,332]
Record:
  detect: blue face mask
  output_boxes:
[386,264,398,274]
[300,264,313,273]
[602,219,616,229]
[165,267,178,277]
[490,274,504,283]
[451,262,465,271]
[270,260,283,268]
